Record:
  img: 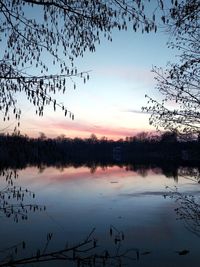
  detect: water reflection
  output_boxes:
[166,186,200,238]
[0,170,45,222]
[0,226,146,267]
[178,167,200,183]
[0,164,200,266]
[0,161,191,182]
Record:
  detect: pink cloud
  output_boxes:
[23,118,151,140]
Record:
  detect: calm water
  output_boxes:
[0,165,200,266]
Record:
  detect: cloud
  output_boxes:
[27,118,145,139]
[122,108,151,115]
[51,120,139,138]
[96,66,155,85]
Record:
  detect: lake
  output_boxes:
[0,164,200,266]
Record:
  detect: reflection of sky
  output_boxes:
[0,166,200,266]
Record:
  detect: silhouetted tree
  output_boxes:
[145,0,200,135]
[0,225,147,266]
[38,132,47,141]
[160,131,178,143]
[0,0,158,129]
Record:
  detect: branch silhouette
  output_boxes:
[0,226,146,267]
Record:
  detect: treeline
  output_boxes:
[1,131,200,170]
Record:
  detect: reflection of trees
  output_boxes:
[0,169,18,186]
[178,167,200,183]
[90,163,98,174]
[137,168,148,178]
[0,162,182,181]
[2,132,200,181]
[0,185,45,222]
[0,170,45,222]
[38,164,46,174]
[0,170,150,266]
[4,163,200,185]
[125,164,151,175]
[159,164,178,181]
[126,164,178,180]
[166,186,200,237]
[2,133,200,172]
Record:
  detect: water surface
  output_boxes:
[0,165,200,266]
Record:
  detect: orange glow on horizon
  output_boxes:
[20,118,155,140]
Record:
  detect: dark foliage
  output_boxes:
[144,0,200,134]
[1,132,200,176]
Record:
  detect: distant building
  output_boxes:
[181,150,189,161]
[113,146,122,161]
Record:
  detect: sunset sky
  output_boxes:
[2,21,177,140]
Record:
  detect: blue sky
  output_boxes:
[2,20,177,139]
